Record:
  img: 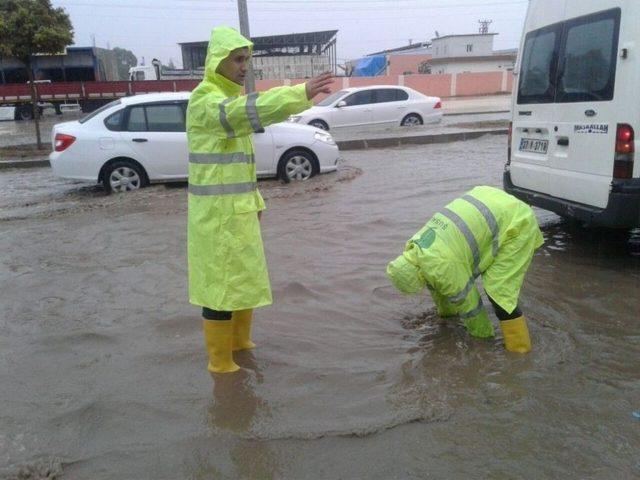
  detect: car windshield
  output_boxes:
[316,90,348,107]
[79,100,122,124]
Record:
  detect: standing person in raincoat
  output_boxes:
[386,186,544,353]
[187,26,333,373]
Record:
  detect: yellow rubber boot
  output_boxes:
[203,319,240,373]
[499,316,532,353]
[232,309,256,351]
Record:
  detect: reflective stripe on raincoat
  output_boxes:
[388,186,544,338]
[186,26,312,311]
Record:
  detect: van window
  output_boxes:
[517,8,620,105]
[517,27,559,104]
[557,10,620,103]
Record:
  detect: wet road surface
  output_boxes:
[1,135,639,479]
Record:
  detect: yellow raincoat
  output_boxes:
[387,186,544,338]
[186,27,312,311]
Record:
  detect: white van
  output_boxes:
[504,0,639,228]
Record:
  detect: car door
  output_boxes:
[371,88,407,125]
[119,101,188,179]
[253,128,275,176]
[332,89,374,127]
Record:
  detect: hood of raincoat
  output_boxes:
[386,244,426,295]
[204,26,253,87]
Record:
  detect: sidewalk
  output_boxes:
[442,94,511,116]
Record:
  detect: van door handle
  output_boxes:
[132,138,148,142]
[557,138,569,146]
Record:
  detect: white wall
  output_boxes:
[431,57,515,74]
[252,55,331,80]
[432,35,495,58]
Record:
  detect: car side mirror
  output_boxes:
[336,100,347,108]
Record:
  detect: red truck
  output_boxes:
[0,79,200,120]
[1,47,199,120]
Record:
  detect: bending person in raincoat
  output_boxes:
[187,26,333,373]
[386,186,544,353]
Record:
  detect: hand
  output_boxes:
[257,210,262,221]
[305,72,334,100]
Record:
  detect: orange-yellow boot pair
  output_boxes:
[203,309,256,373]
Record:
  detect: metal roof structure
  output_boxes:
[180,30,338,55]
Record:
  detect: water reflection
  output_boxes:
[207,354,267,434]
[541,219,640,266]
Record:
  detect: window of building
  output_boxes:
[466,44,473,53]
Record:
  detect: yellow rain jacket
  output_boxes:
[186,27,312,311]
[387,186,544,338]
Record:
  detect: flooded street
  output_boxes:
[1,135,639,479]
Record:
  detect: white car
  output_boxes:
[49,92,340,193]
[289,85,442,130]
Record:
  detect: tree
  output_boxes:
[0,0,73,149]
[167,58,176,70]
[113,47,137,80]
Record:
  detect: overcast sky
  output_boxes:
[52,0,529,68]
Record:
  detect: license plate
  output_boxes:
[519,138,548,154]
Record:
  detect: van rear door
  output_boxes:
[511,16,564,197]
[549,7,622,208]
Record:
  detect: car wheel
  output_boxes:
[309,119,329,131]
[102,160,147,193]
[277,149,317,183]
[401,113,423,127]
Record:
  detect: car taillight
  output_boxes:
[434,101,442,109]
[613,124,634,179]
[507,121,513,165]
[54,133,76,152]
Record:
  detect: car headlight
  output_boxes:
[289,115,301,123]
[314,131,335,145]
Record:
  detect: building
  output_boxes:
[427,33,516,74]
[180,30,338,80]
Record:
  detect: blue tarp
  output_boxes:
[352,55,387,77]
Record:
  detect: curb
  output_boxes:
[443,109,510,117]
[0,158,49,169]
[336,128,507,151]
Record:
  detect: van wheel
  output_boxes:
[401,113,423,126]
[102,160,147,193]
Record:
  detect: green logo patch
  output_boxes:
[415,227,436,249]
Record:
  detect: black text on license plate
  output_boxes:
[519,138,548,154]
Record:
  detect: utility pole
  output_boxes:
[478,19,493,35]
[237,0,255,93]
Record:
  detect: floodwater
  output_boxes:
[1,135,639,479]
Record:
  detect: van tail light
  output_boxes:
[506,121,513,165]
[434,101,442,109]
[613,124,634,179]
[54,133,76,152]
